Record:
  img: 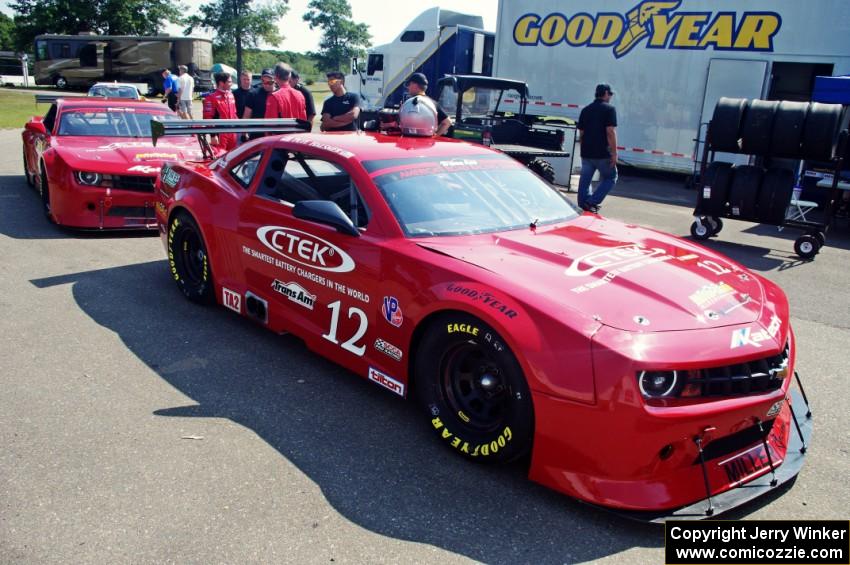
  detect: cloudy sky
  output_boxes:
[1,0,498,53]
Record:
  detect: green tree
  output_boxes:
[185,0,288,75]
[303,0,371,73]
[0,13,17,51]
[9,0,184,51]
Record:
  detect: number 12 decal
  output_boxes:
[322,300,368,356]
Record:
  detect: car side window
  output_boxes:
[229,151,263,188]
[43,105,58,133]
[255,149,369,228]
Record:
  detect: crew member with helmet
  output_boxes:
[202,72,238,150]
[404,72,451,136]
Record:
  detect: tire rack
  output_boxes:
[691,126,847,260]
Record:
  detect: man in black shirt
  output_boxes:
[404,72,450,136]
[234,70,253,119]
[243,68,276,139]
[290,69,316,126]
[320,72,360,132]
[577,83,619,212]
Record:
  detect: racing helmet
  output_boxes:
[399,95,438,137]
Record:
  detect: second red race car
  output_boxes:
[151,119,813,521]
[22,96,205,229]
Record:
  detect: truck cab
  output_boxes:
[347,7,494,113]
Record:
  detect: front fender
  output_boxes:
[411,280,599,404]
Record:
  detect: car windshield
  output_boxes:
[57,108,178,137]
[88,86,139,99]
[368,155,578,237]
[438,86,523,118]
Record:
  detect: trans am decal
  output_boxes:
[272,279,316,310]
[513,0,782,58]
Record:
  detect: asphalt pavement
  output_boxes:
[1,128,848,564]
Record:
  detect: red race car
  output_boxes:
[22,96,205,229]
[153,120,812,520]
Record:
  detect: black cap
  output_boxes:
[595,83,614,98]
[406,72,428,88]
[261,68,274,78]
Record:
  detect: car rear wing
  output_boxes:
[35,94,85,104]
[151,118,311,159]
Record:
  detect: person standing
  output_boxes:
[403,72,451,136]
[265,63,307,120]
[242,68,277,140]
[234,70,253,119]
[161,68,179,112]
[290,69,316,125]
[177,65,195,119]
[202,72,238,151]
[320,72,361,132]
[577,84,618,213]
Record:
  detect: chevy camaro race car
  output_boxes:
[21,96,204,229]
[152,120,812,520]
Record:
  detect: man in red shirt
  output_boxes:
[265,63,307,121]
[202,72,238,150]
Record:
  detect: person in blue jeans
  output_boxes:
[577,84,618,213]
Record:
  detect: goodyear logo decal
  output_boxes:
[513,1,781,58]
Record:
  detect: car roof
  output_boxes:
[90,82,139,88]
[277,132,499,163]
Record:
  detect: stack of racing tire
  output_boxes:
[692,97,847,258]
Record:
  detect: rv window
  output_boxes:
[401,31,425,42]
[36,41,48,61]
[79,44,98,67]
[367,54,383,76]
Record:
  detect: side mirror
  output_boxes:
[26,120,47,135]
[350,57,359,76]
[293,200,360,237]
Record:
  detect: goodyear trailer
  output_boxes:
[494,0,850,174]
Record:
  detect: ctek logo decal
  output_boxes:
[513,1,782,58]
[257,226,355,273]
[730,315,782,349]
[565,244,666,277]
[368,367,405,397]
[272,280,316,310]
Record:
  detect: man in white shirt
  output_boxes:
[177,65,195,119]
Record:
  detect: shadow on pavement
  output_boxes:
[31,260,665,563]
[0,174,156,240]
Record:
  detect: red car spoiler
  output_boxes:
[150,118,311,159]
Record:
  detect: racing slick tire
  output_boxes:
[728,165,763,220]
[23,148,33,187]
[167,212,215,304]
[740,100,778,156]
[54,75,67,90]
[415,313,534,464]
[709,97,748,153]
[770,101,809,158]
[696,161,733,216]
[758,167,796,225]
[39,163,54,222]
[527,158,556,184]
[801,102,843,161]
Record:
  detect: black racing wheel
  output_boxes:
[39,163,54,222]
[415,313,534,463]
[167,212,215,304]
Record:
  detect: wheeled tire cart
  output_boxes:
[691,97,847,260]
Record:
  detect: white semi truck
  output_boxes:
[494,0,850,173]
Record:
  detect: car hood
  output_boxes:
[417,216,766,332]
[52,136,203,174]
